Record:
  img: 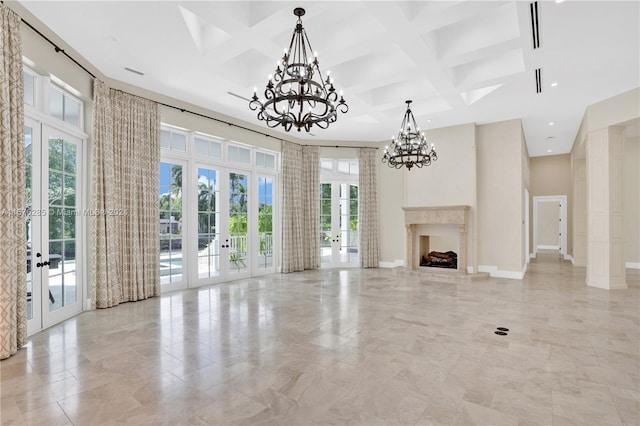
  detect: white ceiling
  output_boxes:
[19,1,640,157]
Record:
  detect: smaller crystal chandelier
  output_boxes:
[382,100,437,170]
[249,7,348,132]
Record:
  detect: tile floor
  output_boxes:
[1,253,639,425]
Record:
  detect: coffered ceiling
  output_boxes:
[18,1,640,156]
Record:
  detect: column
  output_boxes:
[586,126,627,289]
[406,224,415,270]
[458,224,467,274]
[573,157,587,266]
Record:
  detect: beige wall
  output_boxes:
[623,135,640,264]
[377,150,406,266]
[529,155,571,195]
[476,119,526,274]
[405,123,476,207]
[529,154,571,254]
[571,158,587,265]
[587,88,640,133]
[521,127,530,267]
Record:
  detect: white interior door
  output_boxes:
[533,195,567,259]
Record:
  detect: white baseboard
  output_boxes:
[467,266,474,274]
[626,262,640,269]
[478,265,525,280]
[565,254,575,263]
[537,245,560,250]
[379,259,405,268]
[530,253,536,259]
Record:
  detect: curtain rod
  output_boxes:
[314,145,378,149]
[10,3,377,150]
[19,17,97,79]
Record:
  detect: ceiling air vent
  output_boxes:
[535,68,542,93]
[124,67,144,76]
[530,2,540,49]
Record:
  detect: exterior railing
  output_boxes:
[195,233,273,258]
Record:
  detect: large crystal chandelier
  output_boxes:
[382,100,437,170]
[249,7,348,132]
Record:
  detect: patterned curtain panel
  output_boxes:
[302,146,320,269]
[281,141,304,272]
[90,80,160,308]
[0,5,27,360]
[358,148,379,268]
[281,142,320,272]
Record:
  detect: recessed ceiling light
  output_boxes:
[548,122,555,126]
[547,149,553,153]
[555,0,565,3]
[551,82,558,87]
[426,119,432,123]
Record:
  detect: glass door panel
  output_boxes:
[340,184,359,264]
[320,183,332,266]
[197,167,220,279]
[47,137,78,312]
[228,172,248,274]
[25,121,41,334]
[159,162,184,288]
[257,176,274,270]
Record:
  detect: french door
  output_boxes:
[193,167,251,283]
[26,118,84,334]
[320,181,359,267]
[160,159,277,290]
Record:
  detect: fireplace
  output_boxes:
[402,206,470,274]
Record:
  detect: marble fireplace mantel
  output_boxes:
[402,206,470,273]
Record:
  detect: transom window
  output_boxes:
[194,135,222,160]
[161,127,187,153]
[256,151,277,170]
[49,86,81,128]
[228,144,251,165]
